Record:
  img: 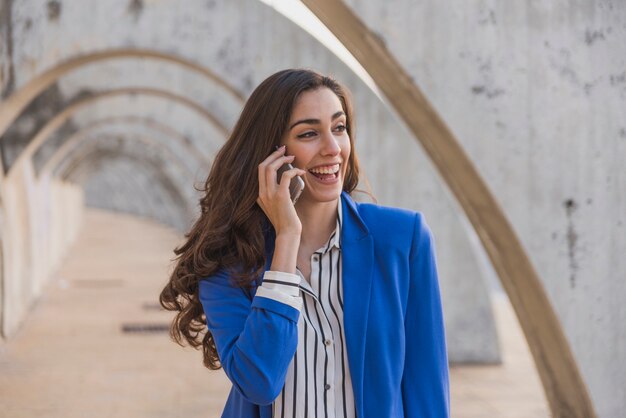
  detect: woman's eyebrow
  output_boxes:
[289,111,345,130]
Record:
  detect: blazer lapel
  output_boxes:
[340,192,374,414]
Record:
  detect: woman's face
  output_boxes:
[282,87,351,206]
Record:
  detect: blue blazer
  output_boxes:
[199,191,450,418]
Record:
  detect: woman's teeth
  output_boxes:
[309,164,340,175]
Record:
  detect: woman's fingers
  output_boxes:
[257,147,302,201]
[256,147,304,235]
[258,146,286,193]
[258,147,284,193]
[278,168,306,194]
[265,154,295,189]
[259,149,296,194]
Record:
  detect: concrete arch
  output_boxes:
[56,133,195,193]
[59,148,193,231]
[52,131,199,194]
[40,116,211,180]
[300,0,595,416]
[0,48,245,141]
[6,87,228,179]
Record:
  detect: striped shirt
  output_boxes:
[255,203,356,418]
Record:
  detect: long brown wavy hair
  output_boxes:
[159,69,361,370]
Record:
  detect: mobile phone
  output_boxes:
[275,147,305,204]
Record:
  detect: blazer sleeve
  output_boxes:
[198,269,300,405]
[402,212,450,417]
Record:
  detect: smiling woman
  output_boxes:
[160,69,449,418]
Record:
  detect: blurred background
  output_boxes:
[0,1,624,417]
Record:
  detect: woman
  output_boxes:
[160,69,449,418]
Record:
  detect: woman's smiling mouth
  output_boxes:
[308,163,340,182]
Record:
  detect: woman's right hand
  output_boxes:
[257,145,306,238]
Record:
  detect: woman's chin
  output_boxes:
[297,188,343,206]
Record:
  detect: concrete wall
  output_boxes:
[340,0,626,415]
[0,158,83,336]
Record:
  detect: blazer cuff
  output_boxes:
[254,271,302,311]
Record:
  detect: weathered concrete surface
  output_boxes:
[0,0,15,99]
[68,143,196,232]
[3,62,234,173]
[48,123,206,232]
[341,0,626,415]
[0,0,500,363]
[37,113,213,178]
[0,159,83,336]
[0,208,548,417]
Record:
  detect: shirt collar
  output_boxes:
[334,198,342,248]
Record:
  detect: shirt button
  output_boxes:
[325,384,331,390]
[313,255,319,262]
[324,339,332,346]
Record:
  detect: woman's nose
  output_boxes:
[321,131,341,155]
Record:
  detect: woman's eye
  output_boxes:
[297,131,316,139]
[334,124,346,132]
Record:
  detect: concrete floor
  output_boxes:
[0,209,550,417]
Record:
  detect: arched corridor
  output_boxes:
[1,1,623,416]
